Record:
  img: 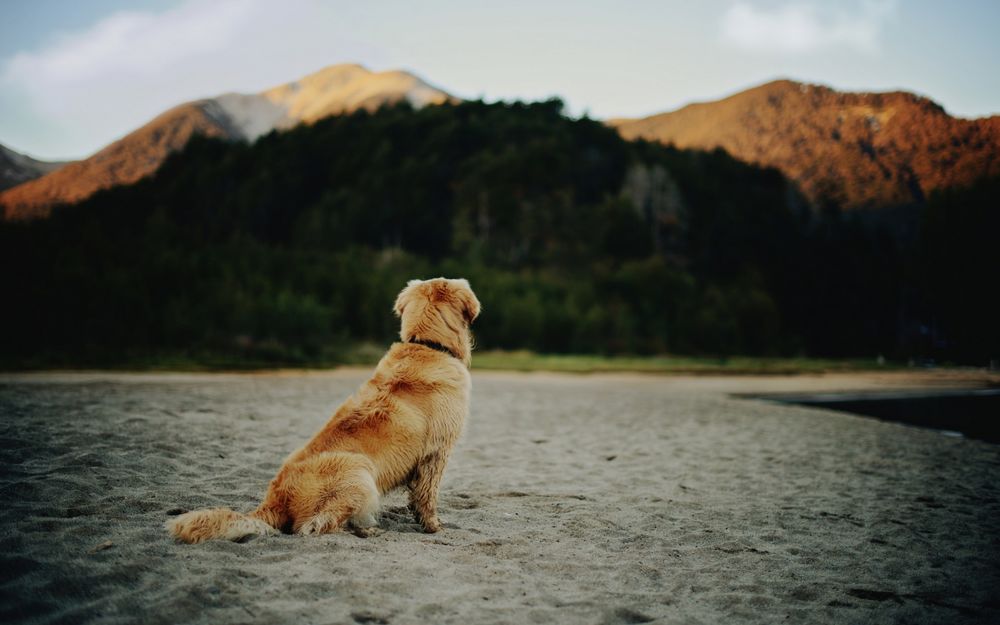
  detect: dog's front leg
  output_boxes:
[409,452,449,533]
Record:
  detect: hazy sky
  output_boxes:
[2,0,998,159]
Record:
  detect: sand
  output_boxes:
[1,369,998,624]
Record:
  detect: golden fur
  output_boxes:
[167,278,481,543]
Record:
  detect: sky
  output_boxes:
[1,0,998,160]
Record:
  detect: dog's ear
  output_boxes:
[451,279,481,324]
[393,280,423,317]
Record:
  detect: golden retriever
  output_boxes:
[166,277,481,543]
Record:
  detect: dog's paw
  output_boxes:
[422,517,443,533]
[351,526,384,539]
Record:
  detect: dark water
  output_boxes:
[748,389,1000,444]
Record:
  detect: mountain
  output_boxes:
[1,104,233,219]
[0,143,67,192]
[7,72,997,219]
[610,80,1000,210]
[0,64,452,220]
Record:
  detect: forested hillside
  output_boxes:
[1,100,992,367]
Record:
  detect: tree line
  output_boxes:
[1,100,994,366]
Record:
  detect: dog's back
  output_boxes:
[290,342,471,494]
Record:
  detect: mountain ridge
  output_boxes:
[0,143,68,192]
[610,79,1000,209]
[0,64,452,219]
[3,71,998,219]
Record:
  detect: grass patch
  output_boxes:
[2,345,900,375]
[471,351,899,375]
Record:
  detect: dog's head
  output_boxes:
[394,278,481,366]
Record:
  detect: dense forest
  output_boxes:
[1,100,995,367]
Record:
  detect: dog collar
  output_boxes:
[407,337,460,360]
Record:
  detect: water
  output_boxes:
[751,389,1000,443]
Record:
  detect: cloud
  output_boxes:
[720,1,897,53]
[4,1,250,84]
[0,0,380,158]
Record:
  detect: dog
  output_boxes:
[166,277,481,543]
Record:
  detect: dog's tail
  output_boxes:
[165,507,279,544]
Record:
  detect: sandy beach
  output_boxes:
[1,369,998,624]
